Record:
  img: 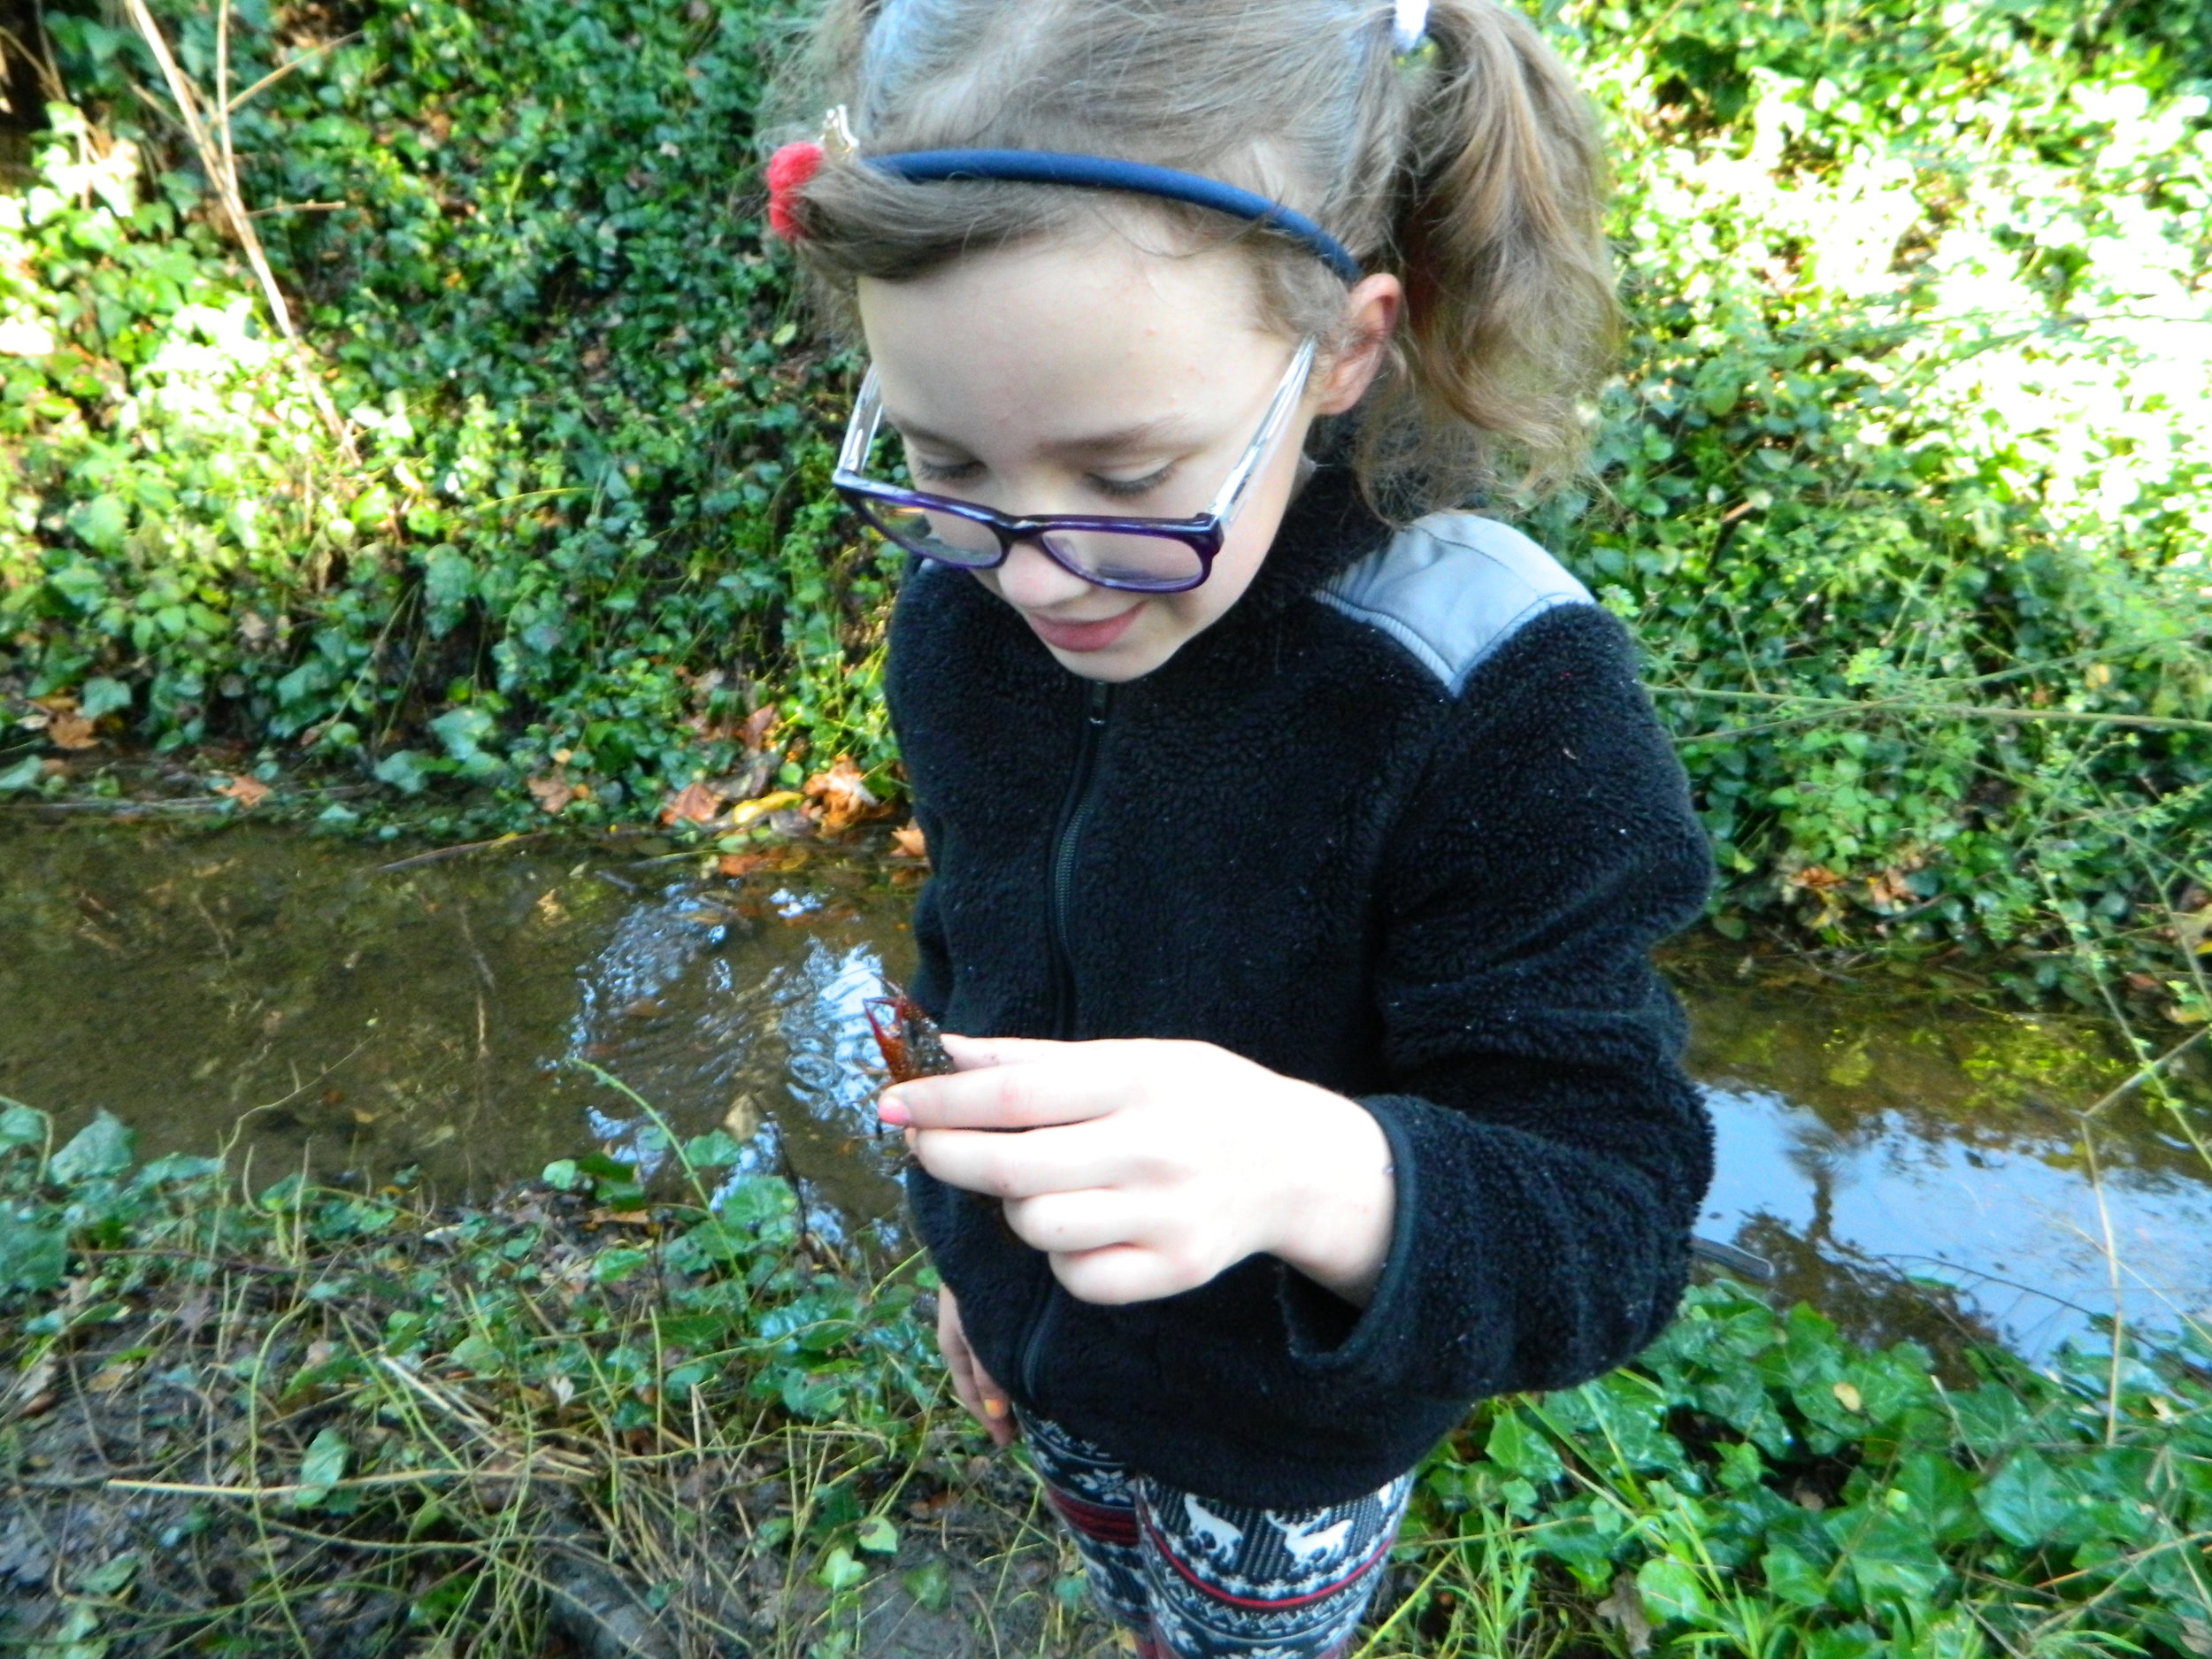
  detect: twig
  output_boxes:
[2079,1025,2211,1119]
[1655,684,2212,738]
[121,0,356,459]
[375,831,552,874]
[224,30,362,113]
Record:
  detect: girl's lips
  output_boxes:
[1025,603,1145,653]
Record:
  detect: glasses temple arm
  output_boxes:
[1204,336,1320,520]
[837,367,887,473]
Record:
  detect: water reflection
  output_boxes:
[3,818,2208,1360]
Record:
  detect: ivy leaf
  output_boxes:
[1831,1508,1949,1608]
[291,1427,349,1509]
[1635,1555,1713,1625]
[0,1209,67,1294]
[1760,1543,1832,1609]
[816,1546,865,1592]
[855,1516,899,1555]
[1976,1449,2073,1548]
[1485,1404,1564,1485]
[50,1110,135,1184]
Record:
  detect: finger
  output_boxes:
[881,1061,1125,1133]
[938,1033,1070,1071]
[909,1119,1135,1200]
[1002,1187,1148,1256]
[967,1352,1017,1446]
[1049,1244,1191,1307]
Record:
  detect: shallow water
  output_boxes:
[4,816,2208,1358]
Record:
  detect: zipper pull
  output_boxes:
[1086,680,1110,725]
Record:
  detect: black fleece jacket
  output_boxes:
[885,460,1715,1509]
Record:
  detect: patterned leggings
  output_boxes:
[1024,1415,1414,1659]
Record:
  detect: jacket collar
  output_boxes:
[1215,450,1396,633]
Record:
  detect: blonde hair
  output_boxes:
[772,0,1619,516]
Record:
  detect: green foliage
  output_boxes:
[1538,0,2212,995]
[1402,1281,2212,1656]
[5,0,897,828]
[4,0,2210,996]
[0,1097,953,1654]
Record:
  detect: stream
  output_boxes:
[4,817,2208,1362]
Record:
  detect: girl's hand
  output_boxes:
[880,1036,1395,1308]
[936,1284,1018,1446]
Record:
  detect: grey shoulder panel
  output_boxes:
[1315,513,1595,695]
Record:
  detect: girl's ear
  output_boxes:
[1313,273,1404,415]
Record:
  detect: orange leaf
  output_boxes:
[890,821,927,861]
[47,712,96,750]
[802,756,883,836]
[659,780,726,827]
[216,775,271,809]
[741,704,780,751]
[527,772,578,814]
[717,851,770,879]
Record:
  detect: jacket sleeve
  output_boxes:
[1279,604,1716,1401]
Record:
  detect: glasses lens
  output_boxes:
[1037,529,1206,592]
[855,498,1003,569]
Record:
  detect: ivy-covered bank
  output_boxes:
[3,1102,2209,1658]
[3,0,2212,1002]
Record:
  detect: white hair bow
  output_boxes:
[1392,0,1431,53]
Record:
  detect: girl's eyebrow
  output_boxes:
[886,409,1191,456]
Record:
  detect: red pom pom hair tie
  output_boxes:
[766,141,821,242]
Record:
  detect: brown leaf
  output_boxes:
[1594,1573,1653,1657]
[47,712,96,749]
[890,821,928,861]
[741,704,780,751]
[717,851,769,879]
[803,756,884,836]
[526,772,579,815]
[216,774,271,809]
[659,780,726,827]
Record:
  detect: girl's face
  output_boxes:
[856,234,1397,682]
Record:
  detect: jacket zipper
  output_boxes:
[1020,676,1112,1406]
[1044,678,1112,1041]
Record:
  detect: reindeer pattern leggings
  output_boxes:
[1024,1415,1415,1659]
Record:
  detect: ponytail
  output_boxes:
[1369,0,1620,506]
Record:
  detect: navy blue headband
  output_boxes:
[864,149,1363,284]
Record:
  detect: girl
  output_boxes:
[769,2,1714,1653]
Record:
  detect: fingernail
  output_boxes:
[903,1126,918,1151]
[878,1094,910,1126]
[983,1396,1006,1418]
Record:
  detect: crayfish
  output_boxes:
[864,982,953,1083]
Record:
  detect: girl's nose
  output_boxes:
[993,538,1107,611]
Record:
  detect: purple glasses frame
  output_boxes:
[831,337,1317,594]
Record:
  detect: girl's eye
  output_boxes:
[1090,465,1175,501]
[912,458,983,485]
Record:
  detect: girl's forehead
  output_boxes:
[856,235,1287,437]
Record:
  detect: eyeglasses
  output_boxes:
[832,337,1317,594]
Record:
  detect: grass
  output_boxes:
[3,1002,2209,1658]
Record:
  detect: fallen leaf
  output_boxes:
[728,789,802,830]
[588,1209,653,1226]
[718,851,769,879]
[47,712,96,749]
[1832,1379,1863,1413]
[803,756,883,836]
[216,774,271,809]
[88,1360,138,1394]
[1594,1572,1653,1657]
[741,704,780,750]
[890,821,927,861]
[659,780,726,827]
[526,772,580,814]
